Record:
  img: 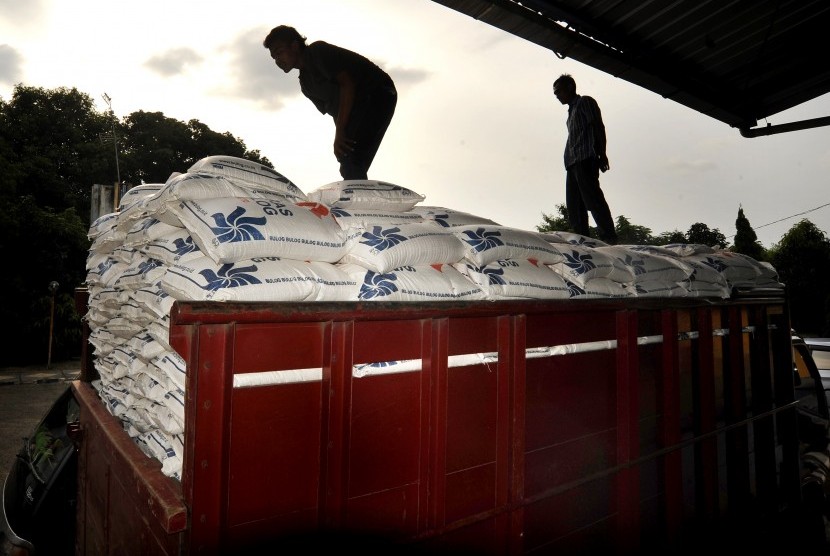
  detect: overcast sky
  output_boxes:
[1,0,828,247]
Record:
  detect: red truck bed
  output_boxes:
[73,295,801,554]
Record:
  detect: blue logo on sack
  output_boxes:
[431,213,451,227]
[564,278,586,298]
[358,270,399,299]
[618,254,645,276]
[700,256,727,273]
[210,206,266,243]
[459,228,503,253]
[467,263,505,285]
[360,226,407,252]
[172,236,199,257]
[137,258,163,277]
[563,250,596,276]
[199,263,261,291]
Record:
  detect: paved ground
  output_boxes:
[0,360,80,484]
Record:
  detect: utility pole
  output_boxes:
[101,93,121,192]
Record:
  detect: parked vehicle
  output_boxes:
[805,337,830,377]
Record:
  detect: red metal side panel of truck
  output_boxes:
[74,296,800,555]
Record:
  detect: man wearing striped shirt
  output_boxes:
[553,74,618,245]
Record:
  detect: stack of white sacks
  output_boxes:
[84,155,783,479]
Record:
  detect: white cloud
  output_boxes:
[0,44,23,86]
[143,48,204,77]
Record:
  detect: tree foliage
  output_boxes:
[536,204,570,233]
[769,220,830,335]
[732,206,766,261]
[0,84,268,365]
[685,223,728,248]
[119,111,269,185]
[538,205,730,249]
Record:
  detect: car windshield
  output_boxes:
[812,350,830,370]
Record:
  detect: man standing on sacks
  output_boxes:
[264,25,397,181]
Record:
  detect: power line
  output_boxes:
[725,201,830,239]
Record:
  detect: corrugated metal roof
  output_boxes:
[431,0,830,134]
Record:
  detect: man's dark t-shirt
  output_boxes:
[299,40,394,118]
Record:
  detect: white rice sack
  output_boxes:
[90,226,127,254]
[136,429,180,469]
[146,404,185,437]
[109,345,147,376]
[104,316,144,339]
[680,257,730,286]
[660,243,717,256]
[757,261,779,280]
[89,286,125,310]
[86,257,129,287]
[682,250,761,284]
[132,281,176,319]
[170,198,348,264]
[112,245,140,264]
[89,328,118,356]
[134,373,171,403]
[188,155,306,199]
[409,206,501,228]
[88,212,119,240]
[623,244,687,258]
[84,308,111,329]
[140,227,202,265]
[678,279,731,298]
[594,245,693,283]
[547,243,634,286]
[306,179,425,211]
[124,217,184,248]
[113,199,153,234]
[151,350,187,392]
[563,277,632,299]
[723,252,777,282]
[162,388,186,431]
[453,225,566,266]
[454,258,570,300]
[628,280,688,298]
[145,317,172,351]
[86,251,111,273]
[113,256,167,290]
[161,255,358,302]
[748,278,785,289]
[340,263,484,301]
[128,332,170,362]
[118,183,165,211]
[101,377,140,408]
[143,171,308,226]
[118,299,156,326]
[538,231,610,248]
[340,222,465,273]
[331,207,425,230]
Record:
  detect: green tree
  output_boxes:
[732,206,766,261]
[0,84,272,365]
[654,230,687,245]
[119,111,269,185]
[615,215,653,245]
[769,219,830,336]
[0,85,114,218]
[686,223,728,249]
[0,196,88,364]
[537,204,571,233]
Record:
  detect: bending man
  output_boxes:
[264,25,397,180]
